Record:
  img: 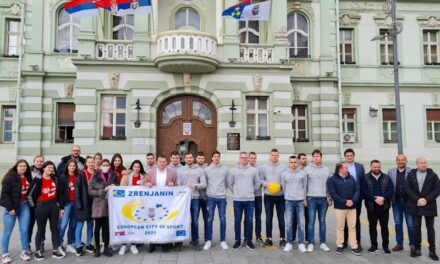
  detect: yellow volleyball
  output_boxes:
[267,182,281,194]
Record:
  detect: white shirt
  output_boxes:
[156,168,167,187]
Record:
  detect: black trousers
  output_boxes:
[344,201,362,245]
[199,198,209,241]
[35,200,60,251]
[292,206,308,241]
[94,217,110,247]
[413,215,436,250]
[367,208,389,248]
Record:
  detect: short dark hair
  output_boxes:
[344,148,355,156]
[94,152,103,159]
[196,151,205,157]
[212,150,221,157]
[102,159,111,165]
[185,152,193,157]
[370,159,381,165]
[298,153,307,159]
[311,149,322,157]
[170,150,180,157]
[289,155,297,160]
[334,162,345,175]
[157,155,167,161]
[270,148,279,153]
[146,153,155,157]
[249,151,257,156]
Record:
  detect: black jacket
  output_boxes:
[58,173,72,205]
[327,173,360,209]
[26,176,66,209]
[56,155,86,178]
[74,172,93,221]
[405,168,440,217]
[0,173,31,212]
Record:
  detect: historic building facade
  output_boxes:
[0,0,439,174]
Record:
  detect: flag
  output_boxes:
[93,0,151,16]
[64,0,100,18]
[222,0,271,21]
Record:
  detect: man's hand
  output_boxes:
[147,183,153,188]
[187,183,196,189]
[346,200,353,207]
[304,200,307,207]
[167,182,175,187]
[374,196,384,205]
[328,199,333,206]
[59,209,65,218]
[417,198,427,207]
[8,210,15,216]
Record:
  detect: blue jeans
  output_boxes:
[190,199,200,242]
[75,220,94,248]
[264,195,285,239]
[233,201,254,241]
[59,201,76,245]
[206,198,227,242]
[254,196,262,239]
[199,198,209,241]
[285,200,305,244]
[307,197,328,245]
[392,201,415,246]
[2,201,30,253]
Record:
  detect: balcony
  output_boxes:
[155,30,219,73]
[239,45,275,64]
[95,41,134,61]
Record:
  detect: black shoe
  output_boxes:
[26,244,33,255]
[94,248,101,257]
[162,244,171,253]
[342,243,348,249]
[351,248,362,256]
[76,247,85,256]
[233,240,241,250]
[191,241,201,251]
[52,251,64,259]
[336,247,343,255]
[279,239,286,248]
[256,237,264,245]
[85,245,95,253]
[430,251,439,261]
[34,251,44,261]
[368,245,378,253]
[246,240,255,250]
[174,242,183,252]
[357,243,363,252]
[149,244,156,253]
[103,246,112,257]
[263,238,273,247]
[410,246,419,257]
[383,248,391,255]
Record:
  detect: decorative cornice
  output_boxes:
[340,13,362,26]
[417,16,440,27]
[373,14,404,26]
[0,4,21,15]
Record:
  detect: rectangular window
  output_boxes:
[239,21,260,44]
[382,109,397,143]
[342,108,356,142]
[246,97,269,140]
[2,106,16,143]
[5,19,20,57]
[340,28,355,64]
[426,109,440,142]
[56,103,75,143]
[423,30,440,65]
[101,95,126,140]
[292,105,308,142]
[379,29,395,65]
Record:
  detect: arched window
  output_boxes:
[175,7,200,30]
[113,15,135,40]
[287,12,309,58]
[56,9,80,53]
[239,21,259,44]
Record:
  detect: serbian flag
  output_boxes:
[64,0,100,18]
[94,0,151,16]
[222,0,271,21]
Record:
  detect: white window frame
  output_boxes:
[113,15,135,40]
[379,29,394,65]
[342,108,356,142]
[239,21,260,44]
[56,9,80,53]
[382,109,397,143]
[174,7,200,31]
[246,97,269,140]
[5,19,20,56]
[292,105,309,142]
[2,106,16,143]
[427,121,440,142]
[340,28,355,64]
[423,30,440,65]
[287,12,309,58]
[101,95,127,140]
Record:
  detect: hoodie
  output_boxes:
[250,163,263,197]
[204,163,229,199]
[281,168,308,201]
[176,164,207,199]
[228,164,261,201]
[259,160,288,196]
[305,162,331,197]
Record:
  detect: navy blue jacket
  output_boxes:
[327,173,360,209]
[361,172,394,211]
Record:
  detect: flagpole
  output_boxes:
[266,0,272,44]
[98,9,105,38]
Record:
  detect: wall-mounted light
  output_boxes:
[369,107,378,118]
[134,98,142,128]
[229,99,237,128]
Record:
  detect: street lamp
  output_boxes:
[371,0,403,154]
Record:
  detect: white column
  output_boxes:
[216,0,223,44]
[152,0,159,38]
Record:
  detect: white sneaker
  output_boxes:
[130,245,139,254]
[20,251,31,261]
[57,247,66,257]
[320,243,330,252]
[283,243,293,252]
[307,244,314,252]
[119,245,127,255]
[220,241,228,250]
[203,241,212,250]
[66,244,76,254]
[2,254,11,264]
[298,243,307,253]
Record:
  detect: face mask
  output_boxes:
[101,166,109,173]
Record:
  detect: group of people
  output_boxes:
[0,145,439,263]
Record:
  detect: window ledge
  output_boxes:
[246,136,271,141]
[293,139,310,143]
[55,139,74,144]
[100,136,127,141]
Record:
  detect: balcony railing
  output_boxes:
[239,45,274,64]
[156,31,218,58]
[96,41,134,60]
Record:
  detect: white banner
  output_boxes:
[108,186,191,244]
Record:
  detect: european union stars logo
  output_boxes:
[176,230,186,237]
[113,189,125,197]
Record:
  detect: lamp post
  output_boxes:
[134,98,142,128]
[372,0,403,154]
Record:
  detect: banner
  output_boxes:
[108,186,191,244]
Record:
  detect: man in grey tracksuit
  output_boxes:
[228,152,261,251]
[202,151,229,251]
[168,150,183,174]
[176,152,207,251]
[260,149,288,247]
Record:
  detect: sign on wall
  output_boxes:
[183,123,192,135]
[227,133,240,150]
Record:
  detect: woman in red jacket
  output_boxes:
[110,153,125,182]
